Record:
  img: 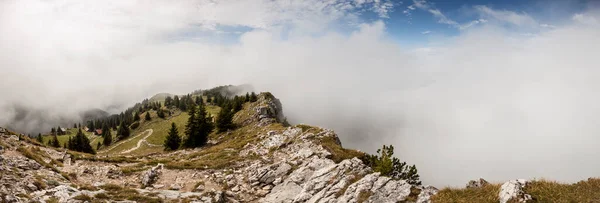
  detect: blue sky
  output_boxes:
[380,0,590,46]
[166,0,593,48]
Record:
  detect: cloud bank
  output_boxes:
[1,0,600,187]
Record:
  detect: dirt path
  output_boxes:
[120,129,154,154]
[99,129,153,154]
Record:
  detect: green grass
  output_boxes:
[41,128,99,148]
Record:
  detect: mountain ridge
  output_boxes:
[1,91,599,202]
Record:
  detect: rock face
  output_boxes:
[498,179,532,203]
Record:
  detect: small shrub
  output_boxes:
[72,194,92,201]
[94,193,109,199]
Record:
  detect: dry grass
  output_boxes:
[431,184,501,203]
[525,178,600,202]
[317,136,366,163]
[99,184,163,202]
[357,190,373,203]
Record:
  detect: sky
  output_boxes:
[1,0,600,187]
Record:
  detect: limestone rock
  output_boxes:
[466,178,489,188]
[498,179,532,203]
[141,164,163,188]
[416,185,438,203]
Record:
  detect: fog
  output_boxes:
[2,0,600,187]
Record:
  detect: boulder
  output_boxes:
[498,179,532,203]
[466,178,489,188]
[141,164,163,188]
[416,185,439,203]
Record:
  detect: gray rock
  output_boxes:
[466,178,489,188]
[416,185,439,203]
[140,164,163,188]
[170,183,182,191]
[498,179,532,203]
[62,153,72,166]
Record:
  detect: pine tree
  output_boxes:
[196,96,203,105]
[183,104,214,148]
[250,92,258,102]
[51,127,56,135]
[37,133,43,144]
[164,122,182,151]
[361,145,421,186]
[58,126,64,135]
[103,127,113,146]
[174,95,180,108]
[216,104,235,132]
[88,121,95,132]
[157,109,165,118]
[206,96,212,104]
[133,112,140,121]
[117,121,131,140]
[245,92,250,102]
[145,112,151,121]
[74,123,77,128]
[68,129,95,154]
[50,135,60,148]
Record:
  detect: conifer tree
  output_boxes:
[361,145,421,186]
[50,135,60,148]
[245,92,250,102]
[101,124,110,137]
[183,103,214,148]
[68,129,95,154]
[74,123,77,128]
[216,104,235,132]
[164,122,181,151]
[206,96,212,104]
[51,127,56,135]
[133,112,140,121]
[37,133,43,144]
[117,121,131,140]
[103,127,113,146]
[57,126,64,135]
[157,109,165,118]
[174,95,180,108]
[145,112,151,121]
[250,92,258,102]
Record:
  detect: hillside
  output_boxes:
[2,92,600,202]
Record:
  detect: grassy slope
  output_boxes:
[41,129,99,148]
[98,105,221,156]
[432,179,600,202]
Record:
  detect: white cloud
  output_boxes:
[428,8,458,26]
[573,13,598,25]
[540,23,556,28]
[474,5,537,26]
[2,0,600,188]
[421,30,431,34]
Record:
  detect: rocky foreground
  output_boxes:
[1,93,533,203]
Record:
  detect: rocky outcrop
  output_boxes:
[141,163,164,188]
[0,93,435,202]
[466,178,489,188]
[498,179,532,203]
